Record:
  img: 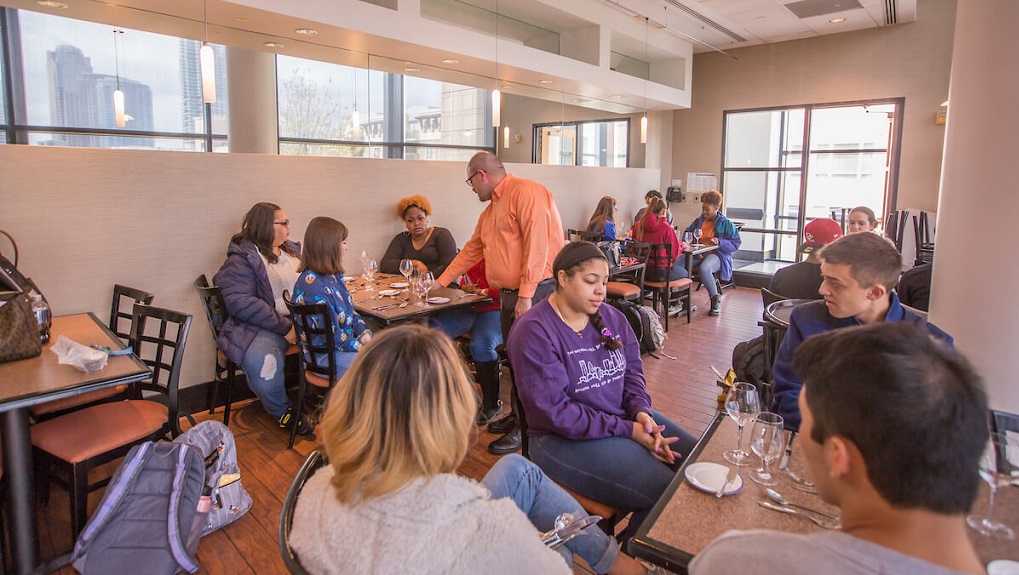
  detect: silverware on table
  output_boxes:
[765,488,840,521]
[716,466,739,498]
[778,431,795,470]
[758,501,840,529]
[786,467,815,488]
[791,482,818,494]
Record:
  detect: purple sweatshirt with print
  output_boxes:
[507,300,653,440]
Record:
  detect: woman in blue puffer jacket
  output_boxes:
[683,190,741,317]
[213,202,311,434]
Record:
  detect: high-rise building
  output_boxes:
[179,39,228,149]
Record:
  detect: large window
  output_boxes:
[278,55,493,159]
[533,119,628,167]
[721,100,902,268]
[5,8,227,150]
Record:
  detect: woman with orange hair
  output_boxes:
[379,194,458,277]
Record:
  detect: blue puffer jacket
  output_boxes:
[212,238,301,365]
[684,214,741,281]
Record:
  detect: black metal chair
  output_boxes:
[194,274,239,426]
[886,210,909,252]
[31,303,191,537]
[912,213,935,266]
[566,228,602,243]
[606,241,651,303]
[758,288,789,388]
[279,449,326,575]
[642,242,692,331]
[284,292,341,449]
[109,284,155,342]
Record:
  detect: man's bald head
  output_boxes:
[468,152,505,176]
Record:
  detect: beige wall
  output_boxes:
[1,145,657,389]
[671,0,956,225]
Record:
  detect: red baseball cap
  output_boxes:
[798,218,843,254]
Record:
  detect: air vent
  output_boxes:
[659,0,747,43]
[884,0,897,24]
[783,0,863,19]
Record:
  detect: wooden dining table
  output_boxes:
[346,273,492,326]
[631,411,1019,573]
[0,313,149,574]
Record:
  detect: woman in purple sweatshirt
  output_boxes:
[507,241,697,541]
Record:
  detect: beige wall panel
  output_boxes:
[1,145,656,390]
[670,0,956,225]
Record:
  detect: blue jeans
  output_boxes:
[327,350,359,380]
[482,455,619,574]
[696,253,722,297]
[431,309,502,362]
[649,258,690,283]
[239,329,291,419]
[529,409,697,540]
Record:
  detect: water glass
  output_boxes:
[724,382,761,466]
[683,231,694,246]
[749,412,785,485]
[409,268,423,306]
[420,272,435,307]
[967,432,1018,540]
[693,229,703,245]
[399,259,414,280]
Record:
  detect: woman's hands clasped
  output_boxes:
[632,412,680,465]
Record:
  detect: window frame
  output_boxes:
[531,118,631,167]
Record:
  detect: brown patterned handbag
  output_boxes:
[0,290,42,363]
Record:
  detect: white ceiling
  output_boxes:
[0,0,917,112]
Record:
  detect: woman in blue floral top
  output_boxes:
[293,217,372,381]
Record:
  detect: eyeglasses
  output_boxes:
[273,220,291,227]
[465,170,482,187]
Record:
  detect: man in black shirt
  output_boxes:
[769,218,843,300]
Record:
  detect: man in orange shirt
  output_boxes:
[436,151,565,454]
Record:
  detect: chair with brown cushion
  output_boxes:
[642,243,692,331]
[30,284,155,421]
[606,241,651,303]
[284,293,341,450]
[279,449,326,575]
[194,274,239,426]
[31,303,191,537]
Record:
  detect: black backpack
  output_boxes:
[606,299,665,356]
[732,335,767,388]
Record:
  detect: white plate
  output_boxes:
[343,276,356,283]
[988,560,1019,575]
[427,296,451,304]
[684,462,743,496]
[389,282,409,288]
[378,289,401,297]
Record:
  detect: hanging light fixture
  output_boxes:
[491,0,501,128]
[640,17,649,144]
[200,0,216,103]
[112,29,126,127]
[351,61,361,139]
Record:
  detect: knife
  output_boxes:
[779,431,796,470]
[716,466,738,498]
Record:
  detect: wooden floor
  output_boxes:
[34,286,764,574]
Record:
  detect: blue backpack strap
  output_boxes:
[73,442,153,560]
[167,444,202,574]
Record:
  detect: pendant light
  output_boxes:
[352,61,361,140]
[640,17,648,145]
[200,0,216,103]
[112,29,126,127]
[491,0,501,128]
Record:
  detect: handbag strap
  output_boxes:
[0,229,18,267]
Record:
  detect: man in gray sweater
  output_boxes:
[690,322,988,575]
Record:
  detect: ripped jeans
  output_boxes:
[239,329,291,420]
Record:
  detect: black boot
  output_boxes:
[488,428,522,455]
[709,295,721,316]
[474,361,504,426]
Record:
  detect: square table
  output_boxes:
[631,411,1019,573]
[347,274,492,326]
[682,243,718,278]
[0,313,150,574]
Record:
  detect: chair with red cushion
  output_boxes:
[642,242,692,331]
[606,241,651,304]
[31,303,191,537]
[283,293,341,450]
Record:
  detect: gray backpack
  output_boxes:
[173,420,253,535]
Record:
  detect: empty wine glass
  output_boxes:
[420,272,435,307]
[724,382,761,466]
[693,228,703,246]
[399,259,414,282]
[749,412,785,485]
[409,267,423,306]
[683,231,694,247]
[362,257,378,295]
[967,432,1018,540]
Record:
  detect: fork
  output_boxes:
[758,501,840,529]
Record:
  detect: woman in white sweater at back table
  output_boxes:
[290,324,656,575]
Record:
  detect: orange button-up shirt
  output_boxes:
[437,174,565,298]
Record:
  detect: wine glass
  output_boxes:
[683,231,694,247]
[409,267,423,306]
[693,228,703,246]
[420,272,435,308]
[723,382,761,466]
[399,259,414,283]
[749,412,785,485]
[967,432,1018,539]
[362,256,377,295]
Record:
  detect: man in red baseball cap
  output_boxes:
[768,218,843,300]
